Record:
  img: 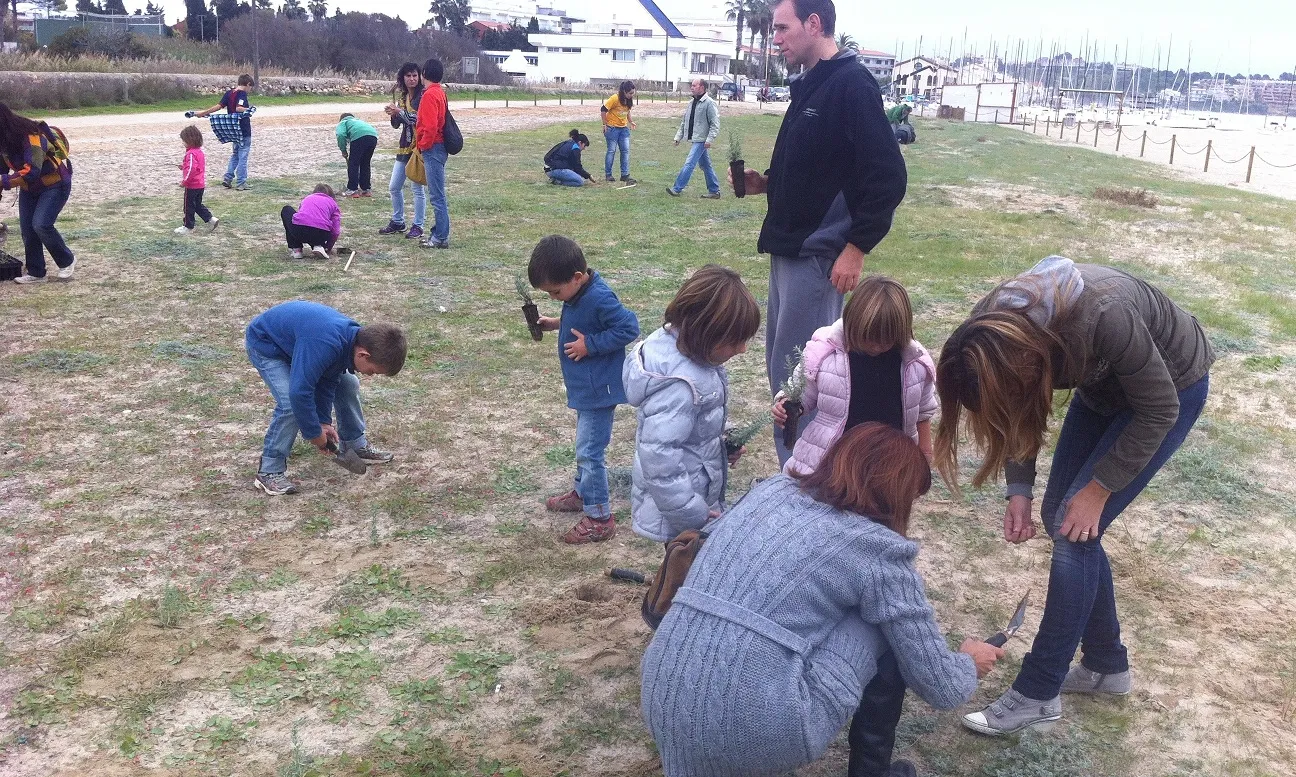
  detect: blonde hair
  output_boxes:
[664,264,761,364]
[842,275,913,352]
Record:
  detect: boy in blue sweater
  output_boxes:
[529,235,640,543]
[245,301,407,495]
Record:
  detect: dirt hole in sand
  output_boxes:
[573,582,614,603]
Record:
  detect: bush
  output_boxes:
[0,75,199,111]
[47,27,152,61]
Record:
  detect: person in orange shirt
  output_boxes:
[600,81,637,185]
[414,57,451,249]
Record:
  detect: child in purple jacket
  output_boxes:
[280,184,342,260]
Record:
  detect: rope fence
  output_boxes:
[1006,113,1296,184]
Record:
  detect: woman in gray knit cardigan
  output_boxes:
[641,424,1003,777]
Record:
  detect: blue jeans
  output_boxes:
[223,135,251,187]
[547,168,586,187]
[671,142,720,194]
[389,156,426,227]
[604,126,630,179]
[421,144,450,243]
[573,407,615,520]
[247,343,369,475]
[18,179,74,278]
[1012,374,1210,700]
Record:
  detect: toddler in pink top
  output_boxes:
[176,125,219,235]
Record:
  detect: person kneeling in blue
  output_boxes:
[543,129,597,187]
[245,301,407,496]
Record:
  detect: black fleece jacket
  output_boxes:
[544,140,593,181]
[758,52,907,258]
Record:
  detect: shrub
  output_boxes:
[48,28,152,61]
[1093,186,1158,208]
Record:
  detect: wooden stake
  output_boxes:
[344,251,355,272]
[1246,146,1256,182]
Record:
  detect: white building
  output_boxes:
[523,5,733,89]
[891,56,958,99]
[471,2,575,34]
[856,49,895,83]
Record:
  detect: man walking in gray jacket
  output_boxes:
[667,79,722,198]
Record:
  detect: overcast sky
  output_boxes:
[128,0,1295,77]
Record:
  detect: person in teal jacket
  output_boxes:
[528,235,640,544]
[336,113,379,197]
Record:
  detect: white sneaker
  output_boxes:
[14,274,47,284]
[290,248,304,259]
[57,259,76,279]
[312,246,330,260]
[174,226,194,235]
[209,217,220,233]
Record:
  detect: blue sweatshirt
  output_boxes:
[557,271,640,409]
[245,301,360,441]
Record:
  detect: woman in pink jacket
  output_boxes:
[280,184,342,260]
[774,276,937,476]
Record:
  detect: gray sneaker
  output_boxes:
[1061,665,1131,695]
[352,444,394,464]
[962,688,1061,736]
[255,472,299,496]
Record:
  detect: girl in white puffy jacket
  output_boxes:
[622,265,762,543]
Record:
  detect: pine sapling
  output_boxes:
[725,411,772,456]
[779,347,807,450]
[728,130,747,198]
[516,273,543,341]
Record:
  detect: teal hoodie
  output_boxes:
[336,115,379,154]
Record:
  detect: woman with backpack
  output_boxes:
[0,102,76,285]
[542,129,596,187]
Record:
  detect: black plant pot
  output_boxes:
[730,159,747,198]
[782,401,803,450]
[521,302,543,341]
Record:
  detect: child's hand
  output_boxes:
[565,329,589,361]
[537,316,561,332]
[706,509,722,521]
[727,445,745,468]
[771,397,788,427]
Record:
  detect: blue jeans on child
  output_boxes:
[547,168,586,187]
[573,407,615,520]
[671,142,720,194]
[18,178,75,278]
[604,127,631,179]
[420,143,450,243]
[389,156,427,228]
[247,342,370,475]
[223,136,251,187]
[1012,374,1210,701]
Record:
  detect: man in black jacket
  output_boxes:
[735,0,907,464]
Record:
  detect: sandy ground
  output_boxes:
[51,99,781,207]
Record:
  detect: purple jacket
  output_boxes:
[292,192,342,244]
[784,320,937,476]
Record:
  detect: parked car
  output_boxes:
[770,86,790,101]
[719,82,745,101]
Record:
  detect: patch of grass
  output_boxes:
[227,567,300,594]
[446,650,514,694]
[981,730,1093,777]
[304,607,421,643]
[1243,354,1285,372]
[555,701,641,755]
[389,677,463,712]
[12,349,112,373]
[335,564,417,605]
[321,650,385,722]
[230,651,314,707]
[12,673,81,726]
[188,715,257,753]
[156,584,194,628]
[1093,186,1159,208]
[422,627,468,645]
[151,340,229,364]
[492,463,538,494]
[544,444,576,467]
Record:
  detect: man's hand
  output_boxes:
[537,315,561,332]
[1003,494,1036,543]
[959,638,1005,679]
[703,141,712,149]
[565,329,589,361]
[729,167,768,195]
[829,243,866,294]
[1058,480,1110,542]
[311,424,340,453]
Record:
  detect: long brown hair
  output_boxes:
[794,423,931,536]
[0,102,41,160]
[664,264,760,365]
[933,273,1076,491]
[842,275,913,352]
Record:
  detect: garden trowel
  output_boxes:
[325,441,368,475]
[985,590,1030,647]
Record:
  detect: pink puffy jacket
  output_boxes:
[783,319,937,476]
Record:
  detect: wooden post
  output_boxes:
[474,92,477,108]
[534,94,537,106]
[1094,123,1099,147]
[1140,130,1147,157]
[1076,121,1082,143]
[1169,134,1176,165]
[1115,127,1122,152]
[1034,116,1038,133]
[506,98,510,108]
[1204,140,1212,172]
[995,109,1000,124]
[1246,146,1256,182]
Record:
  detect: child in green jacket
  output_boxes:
[336,113,380,198]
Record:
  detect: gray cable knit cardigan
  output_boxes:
[640,476,977,777]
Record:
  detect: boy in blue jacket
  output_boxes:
[529,235,640,543]
[245,301,407,495]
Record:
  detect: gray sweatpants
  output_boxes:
[766,254,844,465]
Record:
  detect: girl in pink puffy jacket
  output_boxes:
[774,275,937,476]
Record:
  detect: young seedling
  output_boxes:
[779,347,807,450]
[516,274,543,341]
[727,130,747,198]
[725,411,772,457]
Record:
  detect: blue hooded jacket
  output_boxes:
[556,271,640,410]
[245,301,360,441]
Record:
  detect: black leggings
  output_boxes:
[346,135,378,192]
[183,188,213,229]
[280,206,332,250]
[847,650,907,777]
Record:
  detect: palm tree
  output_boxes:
[837,33,859,52]
[745,0,769,79]
[724,0,745,68]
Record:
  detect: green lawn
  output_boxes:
[1,115,1294,776]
